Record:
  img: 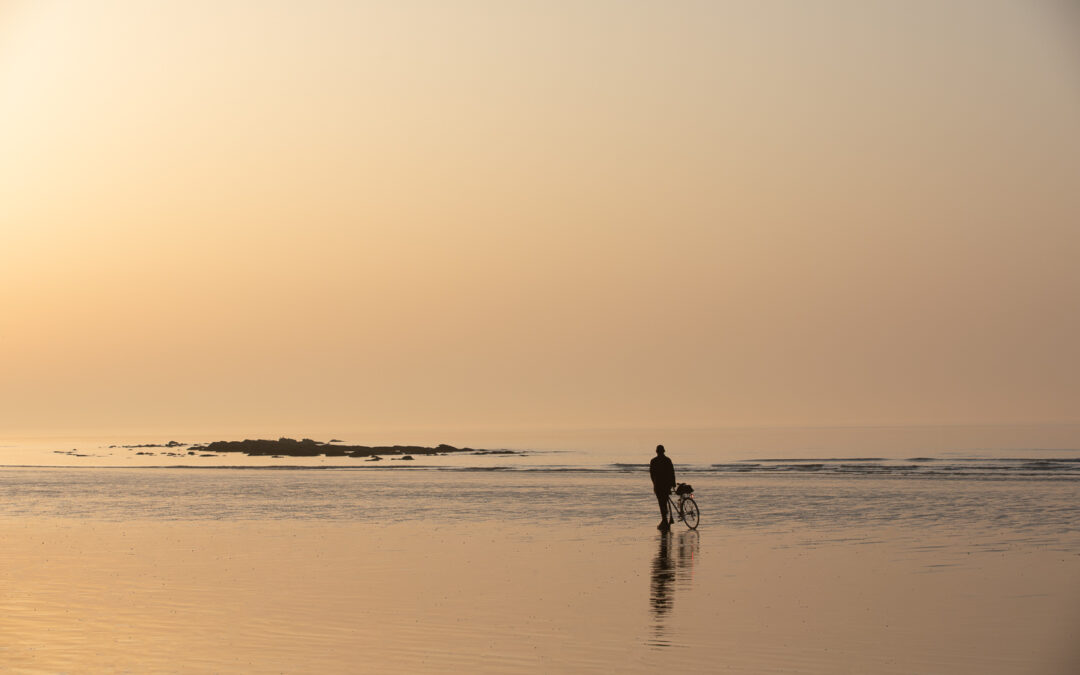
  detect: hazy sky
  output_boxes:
[1,0,1078,436]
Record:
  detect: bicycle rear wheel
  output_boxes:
[680,497,699,529]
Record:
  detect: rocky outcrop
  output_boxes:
[187,437,518,458]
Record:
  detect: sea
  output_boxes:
[2,424,1078,673]
[5,422,1080,471]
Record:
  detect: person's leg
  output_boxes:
[655,489,669,524]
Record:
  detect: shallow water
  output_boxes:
[1,469,1078,542]
[1,468,1078,673]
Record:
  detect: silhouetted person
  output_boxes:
[650,444,676,530]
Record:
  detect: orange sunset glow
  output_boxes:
[3,1,1077,438]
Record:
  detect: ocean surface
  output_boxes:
[2,468,1079,542]
[2,425,1079,673]
[5,423,1080,473]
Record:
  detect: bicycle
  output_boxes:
[666,483,700,530]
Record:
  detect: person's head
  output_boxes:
[656,444,665,456]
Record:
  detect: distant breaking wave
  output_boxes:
[697,457,1080,479]
[5,456,1080,479]
[393,456,1080,479]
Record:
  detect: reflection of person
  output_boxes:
[648,530,699,649]
[649,444,677,530]
[650,532,674,621]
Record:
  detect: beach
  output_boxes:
[1,467,1077,673]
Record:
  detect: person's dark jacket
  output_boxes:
[650,455,676,492]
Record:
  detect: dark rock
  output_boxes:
[202,438,327,456]
[188,438,523,458]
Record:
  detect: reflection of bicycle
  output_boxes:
[667,483,700,530]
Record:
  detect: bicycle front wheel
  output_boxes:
[680,498,700,530]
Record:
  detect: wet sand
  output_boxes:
[1,470,1078,673]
